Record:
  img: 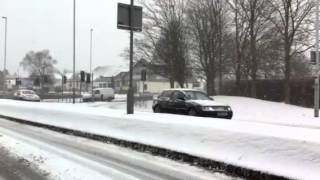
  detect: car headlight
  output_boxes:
[201,106,214,111]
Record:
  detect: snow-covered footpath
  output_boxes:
[0,97,320,179]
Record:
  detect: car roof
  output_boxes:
[93,88,113,90]
[18,89,33,92]
[162,88,203,92]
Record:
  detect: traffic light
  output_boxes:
[80,71,85,82]
[15,78,21,86]
[141,69,147,81]
[86,73,91,83]
[63,76,67,84]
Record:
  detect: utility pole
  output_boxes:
[127,0,134,114]
[315,0,320,117]
[72,0,76,104]
[90,28,94,102]
[2,17,7,91]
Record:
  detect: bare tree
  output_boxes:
[20,50,58,90]
[135,0,190,88]
[267,0,314,103]
[187,0,227,95]
[228,0,250,93]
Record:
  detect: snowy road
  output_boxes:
[0,145,45,180]
[0,118,228,180]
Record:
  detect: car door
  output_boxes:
[169,91,187,112]
[94,90,100,100]
[158,91,172,111]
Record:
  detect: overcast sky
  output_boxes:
[0,0,139,76]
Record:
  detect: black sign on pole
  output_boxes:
[117,3,143,32]
[141,69,147,81]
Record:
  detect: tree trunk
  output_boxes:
[283,1,291,104]
[249,5,257,98]
[218,10,223,95]
[170,78,175,88]
[284,44,291,103]
[206,70,216,96]
[234,0,241,94]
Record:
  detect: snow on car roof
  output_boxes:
[162,88,201,92]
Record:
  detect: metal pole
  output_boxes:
[72,0,76,104]
[2,17,7,91]
[315,0,319,117]
[90,28,94,102]
[127,0,134,114]
[61,76,64,103]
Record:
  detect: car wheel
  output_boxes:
[154,105,162,113]
[188,108,197,116]
[107,97,113,102]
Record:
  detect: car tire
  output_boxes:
[107,97,113,102]
[154,105,163,113]
[188,108,197,116]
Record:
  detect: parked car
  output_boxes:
[152,89,233,119]
[82,88,115,102]
[13,89,41,102]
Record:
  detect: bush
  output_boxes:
[221,78,316,108]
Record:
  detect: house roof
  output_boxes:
[93,65,127,78]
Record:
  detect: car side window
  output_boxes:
[171,91,184,100]
[161,91,172,98]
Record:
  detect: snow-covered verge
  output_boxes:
[213,96,320,128]
[0,99,320,179]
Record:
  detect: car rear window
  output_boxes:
[22,91,35,95]
[160,91,172,97]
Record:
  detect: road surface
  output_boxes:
[0,118,231,180]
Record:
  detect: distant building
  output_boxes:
[116,60,194,94]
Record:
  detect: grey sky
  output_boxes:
[0,0,137,76]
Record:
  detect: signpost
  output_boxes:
[117,3,143,32]
[117,1,143,114]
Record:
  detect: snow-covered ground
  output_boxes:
[0,98,320,179]
[213,96,320,128]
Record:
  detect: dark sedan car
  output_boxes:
[152,89,233,119]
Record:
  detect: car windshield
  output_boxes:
[184,91,211,100]
[22,91,35,95]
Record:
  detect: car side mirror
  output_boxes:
[209,97,214,100]
[177,96,185,101]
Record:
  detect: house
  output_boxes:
[93,76,114,88]
[118,60,194,94]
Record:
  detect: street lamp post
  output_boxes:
[90,28,93,101]
[127,0,134,114]
[315,0,320,117]
[2,17,7,91]
[72,0,76,104]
